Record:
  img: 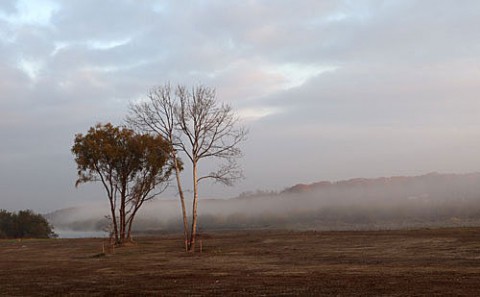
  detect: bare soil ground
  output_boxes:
[1,228,480,296]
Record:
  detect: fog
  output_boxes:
[47,172,480,235]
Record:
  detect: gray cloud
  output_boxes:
[1,0,480,212]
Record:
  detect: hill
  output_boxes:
[47,172,480,234]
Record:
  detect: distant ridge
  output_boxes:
[282,172,480,194]
[48,172,480,234]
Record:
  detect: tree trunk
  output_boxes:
[119,188,127,244]
[108,198,119,244]
[173,154,189,252]
[188,161,199,252]
[126,207,139,242]
[126,218,133,242]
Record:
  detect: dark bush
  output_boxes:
[0,209,57,239]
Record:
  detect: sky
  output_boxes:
[1,0,480,212]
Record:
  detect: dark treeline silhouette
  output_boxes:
[0,209,57,239]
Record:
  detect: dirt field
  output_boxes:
[1,228,480,296]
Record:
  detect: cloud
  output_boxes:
[1,0,480,212]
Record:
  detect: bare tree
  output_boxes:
[128,83,247,252]
[127,84,189,251]
[176,85,247,251]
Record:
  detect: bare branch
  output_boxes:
[126,83,247,251]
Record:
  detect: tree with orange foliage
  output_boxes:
[72,123,174,245]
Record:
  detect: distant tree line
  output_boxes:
[0,209,57,239]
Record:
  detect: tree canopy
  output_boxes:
[72,123,174,244]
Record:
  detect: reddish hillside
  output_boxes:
[282,172,480,196]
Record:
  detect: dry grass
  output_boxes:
[1,228,480,296]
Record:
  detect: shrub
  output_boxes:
[0,209,57,239]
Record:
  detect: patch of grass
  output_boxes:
[1,228,480,296]
[90,252,107,258]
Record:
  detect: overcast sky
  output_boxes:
[1,0,480,212]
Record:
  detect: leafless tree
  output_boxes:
[127,84,189,251]
[127,83,247,252]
